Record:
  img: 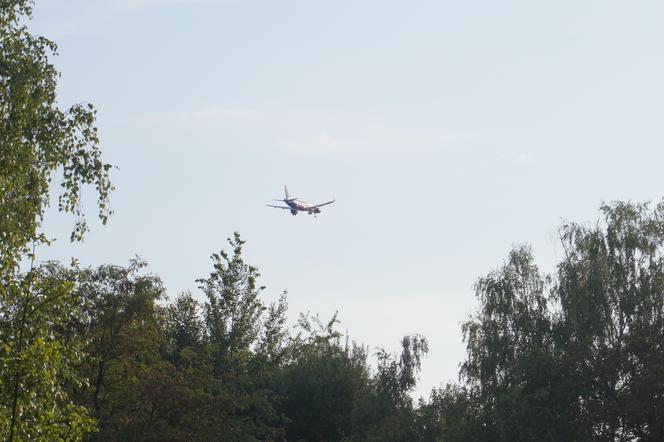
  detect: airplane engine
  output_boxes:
[290,209,297,216]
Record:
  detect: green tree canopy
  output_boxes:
[0,0,112,269]
[423,200,664,441]
[1,1,113,438]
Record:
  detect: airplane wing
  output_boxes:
[267,204,292,209]
[310,198,335,209]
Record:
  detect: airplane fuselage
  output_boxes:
[286,200,321,215]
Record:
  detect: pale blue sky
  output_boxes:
[33,0,664,397]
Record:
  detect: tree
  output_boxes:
[67,260,164,439]
[348,334,429,442]
[427,200,664,441]
[0,262,96,440]
[458,246,574,441]
[416,384,479,442]
[165,291,205,353]
[1,0,113,438]
[0,0,112,266]
[555,201,664,440]
[195,233,289,440]
[274,312,370,441]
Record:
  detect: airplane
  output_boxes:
[267,185,335,216]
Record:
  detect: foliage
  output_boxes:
[553,201,664,440]
[417,201,664,441]
[38,238,431,442]
[416,384,480,442]
[273,312,369,441]
[0,1,113,439]
[165,291,204,353]
[0,262,95,441]
[195,233,289,440]
[66,260,165,440]
[348,334,429,442]
[458,245,570,441]
[0,0,112,266]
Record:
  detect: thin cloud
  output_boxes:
[514,152,536,163]
[109,0,211,10]
[137,106,456,156]
[145,108,259,125]
[265,108,456,156]
[285,126,452,156]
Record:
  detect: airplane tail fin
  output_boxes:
[284,185,289,200]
